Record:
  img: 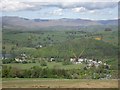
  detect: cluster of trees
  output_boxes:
[2,65,116,79]
[2,59,15,64]
[2,66,73,78]
[40,60,47,66]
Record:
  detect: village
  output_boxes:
[2,52,112,80]
[2,52,109,70]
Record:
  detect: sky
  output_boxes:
[0,0,119,20]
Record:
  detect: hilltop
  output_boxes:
[1,16,118,30]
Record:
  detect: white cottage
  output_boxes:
[78,58,84,62]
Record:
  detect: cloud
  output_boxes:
[11,0,119,2]
[1,0,34,12]
[72,7,87,13]
[72,7,97,14]
[1,0,118,12]
[57,2,117,10]
[51,9,63,16]
[89,10,96,13]
[43,8,63,16]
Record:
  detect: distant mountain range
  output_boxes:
[1,16,118,30]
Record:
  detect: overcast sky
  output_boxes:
[0,0,119,20]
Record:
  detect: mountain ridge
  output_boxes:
[1,16,118,30]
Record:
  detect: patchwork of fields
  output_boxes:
[2,24,118,88]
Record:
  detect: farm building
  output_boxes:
[15,53,27,63]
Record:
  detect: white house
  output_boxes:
[98,61,102,64]
[88,59,93,62]
[75,61,82,64]
[104,63,107,65]
[50,58,55,62]
[15,58,20,62]
[92,61,97,64]
[70,58,76,62]
[78,58,84,62]
[84,58,87,62]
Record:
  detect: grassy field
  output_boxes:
[2,78,118,88]
[3,62,85,69]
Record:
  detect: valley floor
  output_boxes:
[2,78,118,88]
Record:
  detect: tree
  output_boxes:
[2,66,10,78]
[40,60,47,66]
[2,59,15,64]
[31,66,41,78]
[2,45,6,59]
[62,60,72,65]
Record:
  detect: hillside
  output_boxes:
[1,16,118,30]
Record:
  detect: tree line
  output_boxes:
[2,65,116,79]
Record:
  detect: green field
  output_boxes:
[3,62,85,69]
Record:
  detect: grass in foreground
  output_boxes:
[2,78,118,88]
